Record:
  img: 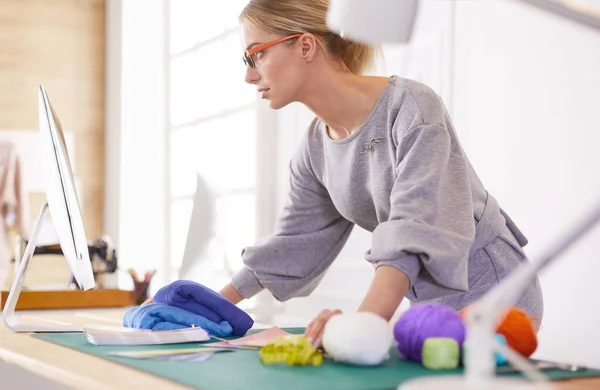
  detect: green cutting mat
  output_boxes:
[33,328,600,390]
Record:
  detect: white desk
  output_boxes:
[0,309,598,390]
[0,309,189,390]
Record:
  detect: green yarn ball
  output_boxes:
[422,337,460,370]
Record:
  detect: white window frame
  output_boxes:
[162,0,279,295]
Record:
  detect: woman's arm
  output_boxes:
[219,282,245,305]
[304,265,409,345]
[357,265,409,320]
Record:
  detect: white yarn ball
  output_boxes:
[322,312,392,366]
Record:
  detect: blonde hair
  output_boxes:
[240,0,377,75]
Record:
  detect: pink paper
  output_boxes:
[207,326,293,348]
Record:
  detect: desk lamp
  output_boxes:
[327,1,600,388]
[2,86,96,332]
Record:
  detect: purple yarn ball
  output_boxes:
[393,304,466,363]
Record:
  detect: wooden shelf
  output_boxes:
[0,289,137,310]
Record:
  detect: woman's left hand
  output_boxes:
[304,309,342,348]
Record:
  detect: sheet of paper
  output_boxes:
[206,326,293,349]
[109,347,231,358]
[109,348,225,362]
[163,352,215,362]
[83,324,141,332]
[85,326,210,346]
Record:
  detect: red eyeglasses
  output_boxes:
[243,34,322,68]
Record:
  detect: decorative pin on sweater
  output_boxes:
[360,136,383,154]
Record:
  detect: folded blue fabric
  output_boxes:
[122,302,233,336]
[154,280,254,336]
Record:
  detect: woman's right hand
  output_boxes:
[141,297,153,305]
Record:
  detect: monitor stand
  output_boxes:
[2,203,84,332]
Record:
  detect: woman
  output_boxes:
[217,0,544,346]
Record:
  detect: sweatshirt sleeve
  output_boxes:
[365,120,476,293]
[231,136,355,302]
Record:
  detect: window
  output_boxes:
[166,0,256,295]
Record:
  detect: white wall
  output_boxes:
[105,0,167,291]
[452,0,600,368]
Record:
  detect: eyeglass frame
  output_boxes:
[243,33,321,68]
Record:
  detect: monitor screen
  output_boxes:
[38,85,95,291]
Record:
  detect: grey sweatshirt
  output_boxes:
[231,75,543,318]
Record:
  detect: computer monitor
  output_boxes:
[2,85,96,332]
